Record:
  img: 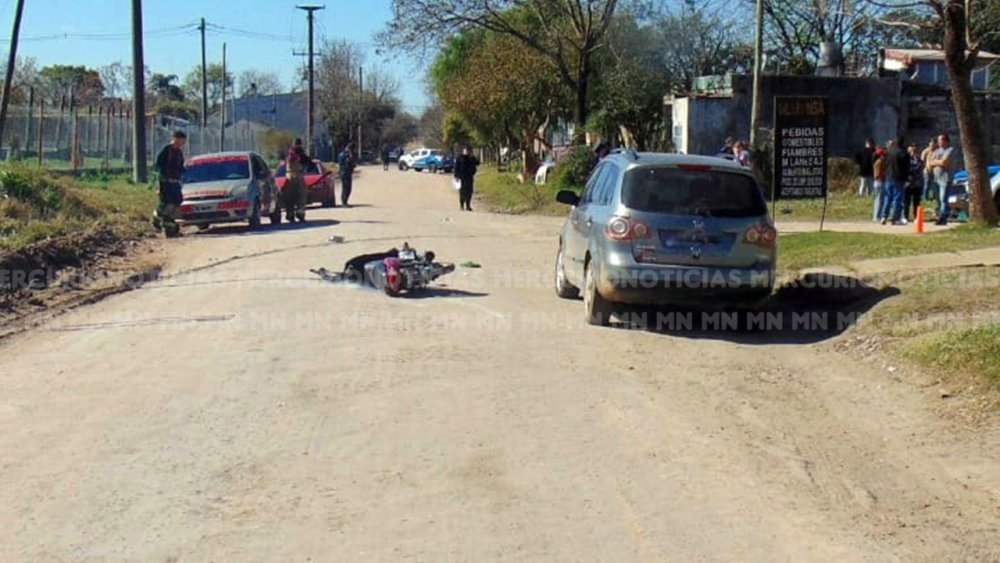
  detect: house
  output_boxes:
[880,48,999,90]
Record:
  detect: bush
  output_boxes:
[828,157,858,194]
[259,128,295,162]
[549,145,594,192]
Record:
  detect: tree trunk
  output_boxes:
[572,52,591,144]
[941,0,1000,225]
[521,131,541,181]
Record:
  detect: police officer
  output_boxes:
[337,143,356,207]
[151,130,187,238]
[284,138,312,222]
[453,145,479,211]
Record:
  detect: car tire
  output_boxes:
[322,196,335,208]
[555,244,579,299]
[399,162,408,171]
[248,198,262,229]
[583,259,613,326]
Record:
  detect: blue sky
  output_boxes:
[0,0,431,113]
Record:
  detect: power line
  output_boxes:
[11,23,198,43]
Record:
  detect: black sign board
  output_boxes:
[773,96,828,199]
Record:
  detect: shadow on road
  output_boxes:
[608,273,899,345]
[193,219,340,237]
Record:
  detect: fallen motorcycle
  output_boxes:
[311,242,455,296]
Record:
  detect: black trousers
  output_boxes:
[459,187,473,209]
[903,185,922,221]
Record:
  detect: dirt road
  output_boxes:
[1,167,997,562]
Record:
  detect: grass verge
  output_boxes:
[905,324,1000,388]
[0,164,155,252]
[778,224,1000,273]
[476,170,565,215]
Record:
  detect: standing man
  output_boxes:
[903,143,924,222]
[920,137,938,201]
[453,145,480,211]
[151,130,187,238]
[284,138,312,222]
[854,138,875,196]
[338,143,356,208]
[381,144,391,171]
[880,138,909,225]
[928,133,958,225]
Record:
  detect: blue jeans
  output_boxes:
[879,179,904,222]
[922,171,935,200]
[936,177,951,223]
[872,181,884,221]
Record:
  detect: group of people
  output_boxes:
[150,131,481,238]
[855,133,957,226]
[150,132,360,237]
[719,137,752,168]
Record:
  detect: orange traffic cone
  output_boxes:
[915,206,924,234]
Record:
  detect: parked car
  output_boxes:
[387,148,402,162]
[273,158,336,208]
[535,146,573,185]
[947,164,1000,218]
[398,147,435,170]
[360,149,376,163]
[179,151,282,230]
[553,150,776,326]
[411,150,454,173]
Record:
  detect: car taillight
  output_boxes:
[605,216,651,241]
[743,225,777,247]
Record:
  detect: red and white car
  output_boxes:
[274,159,337,208]
[179,151,283,230]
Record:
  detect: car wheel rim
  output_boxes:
[584,265,593,312]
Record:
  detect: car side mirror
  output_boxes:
[556,190,580,206]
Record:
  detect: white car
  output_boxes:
[398,148,437,171]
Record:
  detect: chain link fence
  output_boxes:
[0,102,263,172]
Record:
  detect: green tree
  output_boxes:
[182,63,233,114]
[379,0,622,138]
[37,65,104,105]
[430,28,568,176]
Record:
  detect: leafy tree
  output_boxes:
[431,27,567,176]
[182,63,233,114]
[0,55,39,103]
[378,0,622,137]
[149,73,184,103]
[37,65,104,105]
[237,70,283,97]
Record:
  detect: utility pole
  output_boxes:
[358,65,362,157]
[220,42,226,152]
[749,0,764,150]
[131,0,147,183]
[297,4,324,155]
[200,17,208,129]
[0,0,26,154]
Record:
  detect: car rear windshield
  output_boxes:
[184,158,250,183]
[622,167,767,218]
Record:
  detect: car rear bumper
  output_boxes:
[178,197,251,224]
[597,263,775,305]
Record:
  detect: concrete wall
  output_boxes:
[673,74,901,158]
[904,94,1000,164]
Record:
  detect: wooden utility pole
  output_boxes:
[200,17,208,129]
[220,41,226,151]
[297,4,324,155]
[131,0,147,182]
[358,65,363,156]
[750,0,764,150]
[0,0,25,155]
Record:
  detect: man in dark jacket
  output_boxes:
[151,130,187,238]
[453,145,480,211]
[854,138,875,196]
[879,138,910,225]
[337,143,356,207]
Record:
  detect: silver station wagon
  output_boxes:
[554,150,777,326]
